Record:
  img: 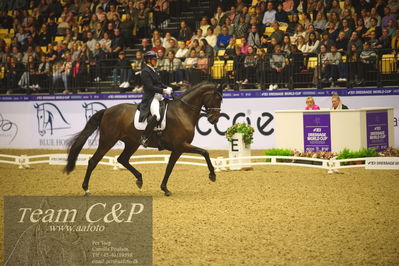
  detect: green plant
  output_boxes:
[225,123,255,145]
[264,148,294,162]
[336,148,377,159]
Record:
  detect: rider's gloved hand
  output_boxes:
[163,87,173,95]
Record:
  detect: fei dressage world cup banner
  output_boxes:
[0,88,398,150]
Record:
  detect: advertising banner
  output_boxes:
[4,196,152,266]
[366,111,389,151]
[303,113,331,152]
[0,88,398,150]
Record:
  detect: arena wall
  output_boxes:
[1,87,398,150]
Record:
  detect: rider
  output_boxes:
[139,51,173,147]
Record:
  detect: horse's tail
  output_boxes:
[64,109,106,174]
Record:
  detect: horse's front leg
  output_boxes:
[180,143,216,182]
[161,151,182,196]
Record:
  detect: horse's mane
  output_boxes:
[175,81,217,100]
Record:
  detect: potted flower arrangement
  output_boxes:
[225,123,254,170]
[225,123,254,148]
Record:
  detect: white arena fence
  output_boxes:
[0,153,388,174]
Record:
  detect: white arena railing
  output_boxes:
[0,153,384,173]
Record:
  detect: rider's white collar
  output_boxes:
[146,63,156,72]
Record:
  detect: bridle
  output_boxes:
[176,91,222,116]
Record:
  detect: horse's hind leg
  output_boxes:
[82,135,117,195]
[117,140,143,189]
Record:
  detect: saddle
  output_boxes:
[134,99,169,131]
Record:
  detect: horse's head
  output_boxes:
[202,83,223,124]
[34,103,48,136]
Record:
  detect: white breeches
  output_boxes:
[150,93,164,121]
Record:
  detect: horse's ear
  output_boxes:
[216,83,224,95]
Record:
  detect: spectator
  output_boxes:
[178,20,193,42]
[120,13,135,46]
[240,6,250,24]
[19,55,37,90]
[38,24,51,47]
[86,31,97,53]
[11,46,23,62]
[109,28,124,57]
[164,50,185,84]
[100,32,112,54]
[106,4,118,21]
[151,39,166,54]
[275,4,289,25]
[347,43,361,84]
[157,49,168,83]
[52,53,72,94]
[293,24,306,44]
[327,22,339,41]
[214,6,226,26]
[287,14,300,35]
[235,16,249,38]
[269,45,287,89]
[355,17,367,38]
[340,19,353,39]
[305,96,320,110]
[270,23,284,45]
[166,39,178,55]
[131,51,144,91]
[239,38,249,55]
[296,36,306,52]
[36,55,51,89]
[113,51,132,89]
[282,35,292,55]
[224,17,235,36]
[191,29,204,44]
[93,22,104,40]
[205,27,217,48]
[242,46,257,84]
[363,17,382,39]
[153,0,170,28]
[391,28,399,50]
[331,93,349,109]
[139,38,152,53]
[381,7,396,28]
[376,28,392,52]
[340,8,355,30]
[323,44,344,84]
[290,44,305,74]
[223,38,237,60]
[183,48,199,84]
[228,6,240,25]
[199,17,210,37]
[199,39,214,58]
[91,42,106,82]
[347,31,363,53]
[314,12,327,33]
[197,49,209,78]
[386,19,396,37]
[105,22,115,39]
[303,32,319,56]
[210,18,221,36]
[137,2,149,38]
[216,26,232,51]
[330,0,343,16]
[71,57,87,92]
[176,41,189,60]
[262,2,276,27]
[162,32,176,50]
[335,31,349,53]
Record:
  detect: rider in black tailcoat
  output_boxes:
[138,51,173,147]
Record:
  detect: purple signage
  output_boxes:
[366,111,389,151]
[303,113,331,152]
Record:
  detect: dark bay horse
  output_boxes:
[64,82,223,196]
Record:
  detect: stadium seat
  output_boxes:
[307,57,318,69]
[121,14,127,21]
[339,1,345,9]
[380,54,396,74]
[54,36,64,44]
[342,55,347,63]
[4,38,11,45]
[41,46,47,53]
[7,10,13,16]
[211,60,225,79]
[280,26,287,32]
[288,15,293,22]
[0,28,9,38]
[264,27,275,36]
[0,66,4,79]
[225,60,234,72]
[235,38,242,46]
[217,50,226,56]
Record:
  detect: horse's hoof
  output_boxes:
[136,179,143,189]
[84,190,91,196]
[209,173,216,182]
[164,190,172,197]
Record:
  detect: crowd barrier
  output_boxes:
[0,153,393,174]
[1,49,398,94]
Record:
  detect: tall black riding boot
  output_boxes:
[140,115,158,147]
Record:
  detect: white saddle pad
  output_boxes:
[134,105,168,131]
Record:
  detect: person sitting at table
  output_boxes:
[331,93,349,110]
[305,96,320,110]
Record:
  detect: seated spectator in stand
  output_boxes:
[176,41,189,60]
[178,20,193,42]
[183,48,199,84]
[262,2,276,27]
[290,44,304,73]
[113,51,132,90]
[151,39,166,54]
[5,57,23,94]
[190,39,201,55]
[131,51,144,92]
[296,36,307,53]
[340,19,353,39]
[381,7,396,28]
[269,45,287,90]
[36,55,51,89]
[347,31,363,54]
[139,38,152,53]
[52,53,72,94]
[293,24,306,44]
[266,37,278,54]
[363,17,382,39]
[199,39,214,58]
[335,31,349,53]
[164,50,185,84]
[11,46,23,62]
[318,32,333,52]
[205,27,217,48]
[166,39,178,55]
[391,28,399,50]
[376,28,392,52]
[210,17,221,36]
[303,32,320,56]
[157,49,168,83]
[108,28,124,58]
[386,19,396,37]
[191,29,204,44]
[163,32,176,50]
[86,31,97,53]
[275,4,289,25]
[327,22,339,41]
[235,16,249,39]
[223,38,237,60]
[347,43,361,85]
[287,14,300,35]
[355,18,367,39]
[239,38,249,55]
[270,23,284,45]
[18,55,38,90]
[305,96,320,110]
[369,31,380,48]
[242,46,257,84]
[358,41,377,84]
[199,17,210,37]
[91,43,105,82]
[248,25,261,48]
[196,49,209,81]
[314,12,327,33]
[71,57,87,92]
[282,35,292,55]
[331,93,349,109]
[323,44,345,84]
[224,17,235,36]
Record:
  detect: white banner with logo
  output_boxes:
[0,88,398,150]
